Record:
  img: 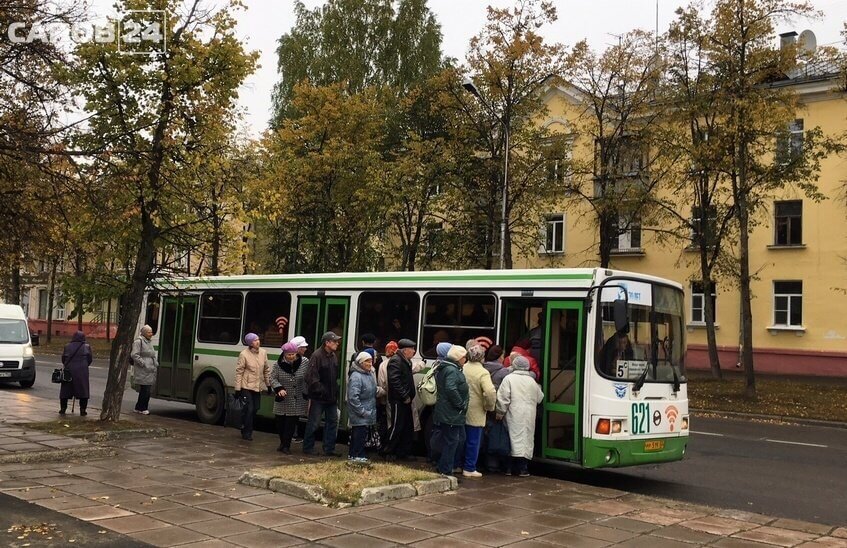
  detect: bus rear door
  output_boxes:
[156,296,197,400]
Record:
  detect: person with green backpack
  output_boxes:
[432,345,469,476]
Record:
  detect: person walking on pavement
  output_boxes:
[496,355,544,477]
[381,338,417,461]
[303,331,343,457]
[347,351,383,462]
[433,344,469,476]
[235,333,271,441]
[131,325,159,415]
[462,343,496,477]
[59,331,93,416]
[270,341,306,454]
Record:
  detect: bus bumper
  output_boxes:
[582,436,688,468]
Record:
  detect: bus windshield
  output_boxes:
[596,281,686,384]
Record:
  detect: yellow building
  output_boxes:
[515,54,847,377]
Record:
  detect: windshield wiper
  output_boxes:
[633,367,649,393]
[671,365,680,394]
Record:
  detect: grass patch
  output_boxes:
[258,461,440,504]
[688,372,847,422]
[34,335,112,357]
[18,420,145,436]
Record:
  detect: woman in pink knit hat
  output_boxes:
[270,341,307,453]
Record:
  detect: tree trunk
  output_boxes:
[211,216,221,276]
[9,263,21,305]
[598,214,612,268]
[700,261,722,380]
[101,220,157,421]
[737,198,755,398]
[46,259,57,344]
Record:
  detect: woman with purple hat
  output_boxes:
[235,333,271,441]
[270,341,307,454]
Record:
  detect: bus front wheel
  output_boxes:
[195,376,225,425]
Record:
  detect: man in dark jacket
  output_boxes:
[303,331,342,456]
[433,345,469,475]
[380,338,417,461]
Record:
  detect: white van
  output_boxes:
[0,304,36,388]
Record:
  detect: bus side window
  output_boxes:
[354,291,420,353]
[242,291,292,348]
[421,293,496,358]
[198,292,243,344]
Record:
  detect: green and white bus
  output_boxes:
[138,268,689,468]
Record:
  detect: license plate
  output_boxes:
[0,371,12,378]
[644,440,665,452]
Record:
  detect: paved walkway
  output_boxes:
[0,390,844,548]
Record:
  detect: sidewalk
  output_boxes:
[0,391,845,548]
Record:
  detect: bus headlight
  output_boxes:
[611,419,622,434]
[596,418,625,435]
[681,416,689,431]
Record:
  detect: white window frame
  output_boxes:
[54,299,66,321]
[690,282,717,325]
[772,281,802,328]
[542,213,565,254]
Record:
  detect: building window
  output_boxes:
[355,292,420,353]
[607,215,642,252]
[421,293,496,358]
[691,205,717,247]
[691,282,717,324]
[773,281,802,327]
[38,289,48,320]
[777,118,803,164]
[543,214,565,254]
[54,298,65,321]
[242,291,292,348]
[198,292,243,344]
[774,200,802,246]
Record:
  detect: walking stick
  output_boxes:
[71,397,76,413]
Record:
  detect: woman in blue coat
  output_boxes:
[59,331,93,415]
[347,351,384,462]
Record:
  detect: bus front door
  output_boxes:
[542,301,584,461]
[156,296,197,400]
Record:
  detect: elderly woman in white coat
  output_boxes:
[495,355,544,477]
[131,325,159,415]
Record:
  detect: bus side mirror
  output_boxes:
[613,299,629,334]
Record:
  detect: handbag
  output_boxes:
[225,392,245,429]
[51,341,83,384]
[487,419,511,457]
[364,425,381,450]
[51,368,72,384]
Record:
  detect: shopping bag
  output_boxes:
[225,392,245,429]
[487,419,511,457]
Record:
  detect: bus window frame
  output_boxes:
[242,290,293,349]
[419,291,498,358]
[197,290,245,345]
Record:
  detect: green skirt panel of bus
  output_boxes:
[582,435,688,468]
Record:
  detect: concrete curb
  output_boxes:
[68,427,170,442]
[239,470,456,507]
[692,408,847,429]
[0,445,115,464]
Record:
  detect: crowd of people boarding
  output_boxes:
[232,328,545,478]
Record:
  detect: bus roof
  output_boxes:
[156,268,682,292]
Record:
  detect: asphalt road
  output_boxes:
[3,355,846,527]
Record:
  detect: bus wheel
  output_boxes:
[195,377,225,425]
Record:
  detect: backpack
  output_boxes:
[416,361,440,407]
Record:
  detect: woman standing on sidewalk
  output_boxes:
[270,341,306,454]
[235,333,271,441]
[496,355,543,477]
[59,331,93,416]
[131,325,158,415]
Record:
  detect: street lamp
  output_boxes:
[463,78,509,270]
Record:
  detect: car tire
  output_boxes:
[19,374,35,389]
[195,376,225,425]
